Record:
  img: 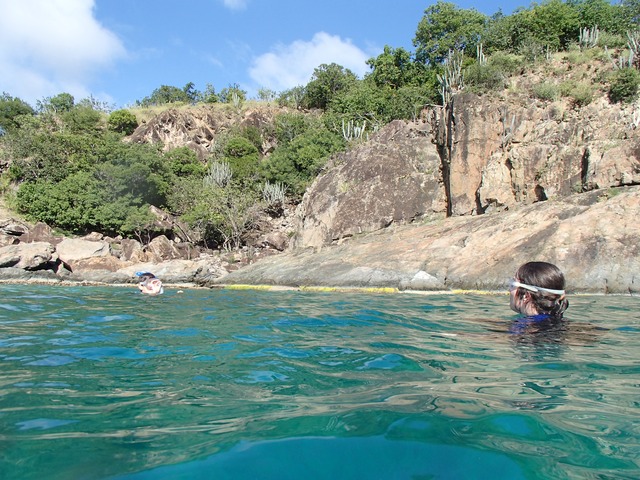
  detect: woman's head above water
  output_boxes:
[509,261,568,317]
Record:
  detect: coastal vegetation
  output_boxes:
[1,0,639,250]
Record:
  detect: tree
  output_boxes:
[223,137,260,181]
[37,93,75,113]
[219,83,247,104]
[0,93,35,131]
[622,0,640,27]
[303,63,358,110]
[277,86,306,109]
[573,0,630,34]
[137,85,190,106]
[183,82,198,103]
[366,46,422,89]
[414,1,487,65]
[108,109,139,135]
[260,124,344,196]
[61,106,103,134]
[200,83,219,103]
[164,146,206,177]
[257,87,277,102]
[524,0,581,51]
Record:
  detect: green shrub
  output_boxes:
[465,63,509,93]
[559,80,594,106]
[532,82,559,101]
[568,82,594,107]
[223,137,260,181]
[164,146,206,177]
[108,109,139,135]
[260,127,344,197]
[597,31,627,49]
[608,68,640,103]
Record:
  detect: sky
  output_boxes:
[0,0,526,109]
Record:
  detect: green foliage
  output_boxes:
[168,177,260,250]
[0,93,35,131]
[260,123,345,196]
[6,127,98,182]
[366,46,423,89]
[596,31,627,49]
[37,93,75,114]
[273,112,310,144]
[464,52,523,93]
[199,83,219,103]
[223,136,260,181]
[277,86,306,109]
[164,146,206,177]
[239,125,263,151]
[532,82,560,101]
[8,124,173,236]
[14,172,155,236]
[518,0,581,52]
[138,84,193,107]
[559,80,594,106]
[219,83,247,104]
[414,1,487,65]
[608,67,640,103]
[108,109,139,135]
[624,0,640,25]
[61,106,104,134]
[329,80,435,125]
[257,88,277,102]
[303,63,358,110]
[576,0,631,35]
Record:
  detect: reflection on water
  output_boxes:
[0,285,638,480]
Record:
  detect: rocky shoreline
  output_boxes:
[2,186,639,295]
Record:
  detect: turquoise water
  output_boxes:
[0,285,638,480]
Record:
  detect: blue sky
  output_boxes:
[0,0,526,109]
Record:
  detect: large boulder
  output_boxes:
[292,120,446,249]
[0,242,57,270]
[56,238,111,267]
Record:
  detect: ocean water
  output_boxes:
[0,284,638,480]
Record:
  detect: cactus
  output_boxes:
[477,43,486,66]
[579,26,599,50]
[437,50,464,105]
[204,161,232,188]
[342,119,367,141]
[262,181,287,206]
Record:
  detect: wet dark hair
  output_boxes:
[515,261,569,317]
[137,272,157,282]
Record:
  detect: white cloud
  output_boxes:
[248,32,372,93]
[0,0,126,105]
[222,0,248,10]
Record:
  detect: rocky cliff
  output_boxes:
[218,86,640,293]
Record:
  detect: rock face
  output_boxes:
[129,105,282,161]
[292,120,446,249]
[293,92,640,252]
[217,186,640,294]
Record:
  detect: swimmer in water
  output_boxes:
[136,272,164,296]
[509,261,568,318]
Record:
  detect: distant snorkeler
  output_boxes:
[136,271,164,296]
[509,261,568,318]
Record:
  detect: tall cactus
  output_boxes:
[437,50,464,106]
[579,26,599,50]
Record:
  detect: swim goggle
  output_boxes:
[509,279,565,296]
